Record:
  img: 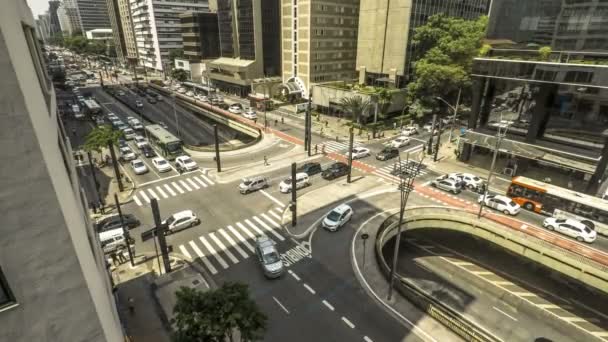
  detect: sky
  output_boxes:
[27,0,50,17]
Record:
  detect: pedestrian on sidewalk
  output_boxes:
[71,127,77,137]
[274,119,278,126]
[110,252,119,266]
[322,144,326,155]
[118,251,127,264]
[281,117,284,124]
[128,297,135,314]
[314,144,318,155]
[263,156,269,166]
[393,122,397,130]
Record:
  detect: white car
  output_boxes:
[186,91,194,97]
[162,210,200,235]
[243,110,257,119]
[123,128,136,140]
[542,218,597,243]
[135,100,143,108]
[322,204,353,232]
[450,172,484,190]
[134,136,147,149]
[351,147,371,159]
[401,126,418,136]
[130,159,148,175]
[390,136,411,148]
[152,157,172,173]
[228,105,242,114]
[177,88,186,94]
[132,122,144,130]
[120,147,137,161]
[478,194,520,215]
[175,155,197,172]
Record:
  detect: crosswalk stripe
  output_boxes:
[156,186,168,199]
[253,216,285,241]
[244,219,266,237]
[275,207,283,214]
[179,245,192,260]
[269,210,282,222]
[172,181,185,194]
[147,188,159,200]
[193,176,208,188]
[133,195,142,206]
[199,236,229,269]
[139,191,151,203]
[209,232,239,264]
[163,184,177,196]
[180,180,193,192]
[187,178,200,190]
[227,225,254,252]
[261,213,282,230]
[218,229,248,259]
[200,174,215,185]
[236,222,257,240]
[189,241,217,274]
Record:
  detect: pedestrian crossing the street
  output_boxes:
[320,140,361,154]
[374,160,428,181]
[132,174,216,206]
[176,207,290,275]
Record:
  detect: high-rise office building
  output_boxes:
[36,13,51,42]
[59,0,84,36]
[75,0,112,32]
[115,0,137,62]
[106,0,127,61]
[281,0,360,99]
[356,0,490,88]
[0,2,124,341]
[180,11,220,61]
[463,0,608,194]
[131,0,209,71]
[208,0,281,97]
[48,0,63,37]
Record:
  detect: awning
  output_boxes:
[282,81,302,94]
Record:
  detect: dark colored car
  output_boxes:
[96,214,140,232]
[141,144,156,158]
[376,147,399,161]
[297,162,322,176]
[321,162,349,180]
[118,138,128,149]
[218,103,230,110]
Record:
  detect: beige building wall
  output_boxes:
[117,0,137,60]
[356,0,411,79]
[281,0,359,98]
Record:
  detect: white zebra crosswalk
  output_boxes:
[176,207,289,275]
[132,174,215,206]
[374,160,428,181]
[321,140,361,154]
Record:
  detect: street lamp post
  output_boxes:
[436,87,461,143]
[172,93,180,138]
[477,124,509,219]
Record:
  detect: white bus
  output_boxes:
[72,104,83,119]
[83,99,102,116]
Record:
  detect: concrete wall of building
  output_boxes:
[312,84,406,114]
[0,2,123,341]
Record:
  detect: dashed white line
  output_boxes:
[260,189,285,207]
[303,283,316,294]
[341,317,355,329]
[493,306,518,321]
[288,270,301,281]
[363,336,374,342]
[273,296,290,314]
[322,300,334,311]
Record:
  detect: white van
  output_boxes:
[99,228,129,254]
[279,172,310,193]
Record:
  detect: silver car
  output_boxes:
[239,176,269,194]
[255,236,284,278]
[431,176,462,194]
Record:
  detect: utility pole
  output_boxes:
[308,87,313,154]
[347,127,355,183]
[433,119,443,162]
[427,114,437,155]
[114,194,134,267]
[131,62,138,87]
[108,140,124,192]
[214,124,221,172]
[172,93,180,138]
[388,153,424,301]
[291,163,297,227]
[86,151,101,205]
[151,198,171,274]
[478,124,509,219]
[304,102,310,153]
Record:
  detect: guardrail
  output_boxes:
[375,206,608,341]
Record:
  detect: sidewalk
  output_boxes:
[184,130,283,159]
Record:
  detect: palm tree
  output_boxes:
[375,88,393,123]
[84,125,124,192]
[340,95,371,126]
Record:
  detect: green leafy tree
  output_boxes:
[171,68,188,82]
[84,125,124,192]
[172,282,267,342]
[479,43,492,57]
[340,95,371,125]
[169,49,184,62]
[538,46,552,61]
[406,14,488,118]
[375,88,393,120]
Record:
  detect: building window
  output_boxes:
[23,24,51,111]
[0,266,16,311]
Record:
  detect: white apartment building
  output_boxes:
[130,0,209,71]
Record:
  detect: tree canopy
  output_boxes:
[172,282,267,342]
[406,14,488,114]
[83,125,122,153]
[171,68,188,82]
[340,96,371,124]
[169,49,184,62]
[51,35,115,57]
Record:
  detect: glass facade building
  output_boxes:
[181,12,220,60]
[463,0,608,195]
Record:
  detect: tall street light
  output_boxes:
[172,92,181,138]
[436,87,461,143]
[478,123,509,219]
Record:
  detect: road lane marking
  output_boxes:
[322,300,334,311]
[139,191,151,203]
[452,261,474,266]
[163,184,177,196]
[179,180,192,191]
[592,332,608,337]
[199,236,229,269]
[209,233,239,264]
[244,219,266,237]
[493,281,514,286]
[187,178,200,190]
[261,213,283,230]
[303,283,316,294]
[218,229,248,258]
[179,245,192,260]
[341,317,355,329]
[171,181,184,194]
[259,189,285,207]
[471,271,493,275]
[364,336,374,342]
[189,241,217,274]
[275,207,283,213]
[513,292,537,297]
[200,174,215,185]
[227,225,255,252]
[288,270,300,281]
[268,210,282,222]
[156,186,168,199]
[236,222,257,240]
[193,176,208,188]
[272,296,290,314]
[253,216,285,241]
[133,195,142,206]
[493,306,517,321]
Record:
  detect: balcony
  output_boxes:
[480,48,608,67]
